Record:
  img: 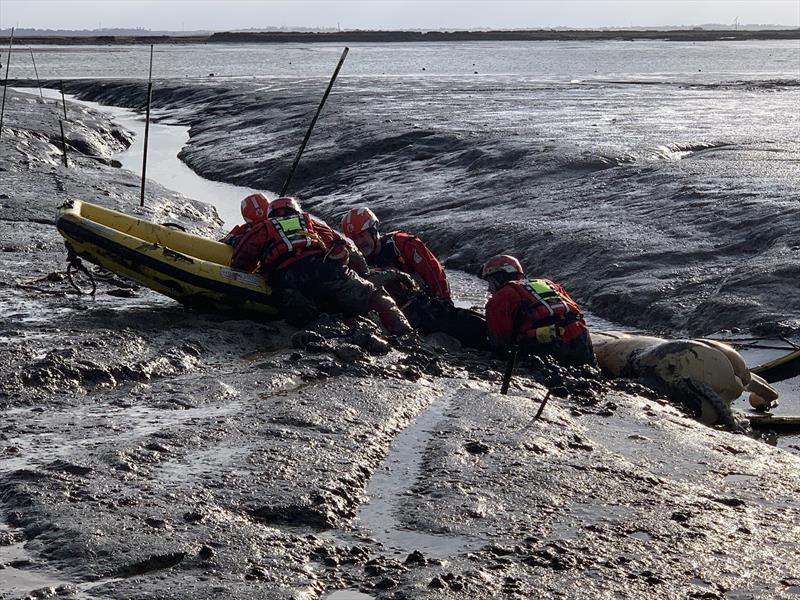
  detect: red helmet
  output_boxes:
[240,193,270,223]
[481,255,524,280]
[341,207,379,237]
[268,196,302,217]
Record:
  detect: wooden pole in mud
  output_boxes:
[279,46,349,197]
[140,44,154,207]
[59,81,68,120]
[58,81,69,167]
[0,27,15,145]
[29,48,43,98]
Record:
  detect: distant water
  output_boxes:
[7,40,800,81]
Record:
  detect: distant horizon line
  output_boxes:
[1,24,799,36]
[2,28,798,45]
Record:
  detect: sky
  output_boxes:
[0,0,798,31]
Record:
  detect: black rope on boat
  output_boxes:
[66,252,96,296]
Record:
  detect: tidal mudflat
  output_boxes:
[2,38,800,598]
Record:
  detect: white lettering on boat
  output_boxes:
[219,267,263,287]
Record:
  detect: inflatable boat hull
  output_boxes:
[55,200,279,318]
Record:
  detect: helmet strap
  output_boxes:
[370,228,381,254]
[489,271,519,291]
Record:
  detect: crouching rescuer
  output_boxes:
[230,197,411,335]
[341,207,488,349]
[220,193,271,247]
[480,255,595,367]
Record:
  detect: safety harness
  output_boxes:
[260,214,326,272]
[517,279,580,344]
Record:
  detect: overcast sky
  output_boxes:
[1,0,798,31]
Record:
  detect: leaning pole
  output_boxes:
[140,44,154,207]
[0,27,16,147]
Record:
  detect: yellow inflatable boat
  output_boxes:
[55,199,280,318]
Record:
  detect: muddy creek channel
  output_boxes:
[58,87,800,468]
[72,84,617,581]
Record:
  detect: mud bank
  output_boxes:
[31,74,800,337]
[2,89,800,599]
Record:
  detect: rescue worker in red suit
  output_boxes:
[341,207,488,349]
[341,207,450,300]
[221,193,270,247]
[480,255,595,367]
[231,197,411,335]
[223,194,371,277]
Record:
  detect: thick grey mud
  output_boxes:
[3,58,800,598]
[31,69,800,338]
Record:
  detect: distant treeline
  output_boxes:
[209,29,800,43]
[6,28,800,45]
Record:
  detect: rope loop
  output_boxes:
[66,252,96,296]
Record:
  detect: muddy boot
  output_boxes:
[350,317,391,354]
[369,290,412,336]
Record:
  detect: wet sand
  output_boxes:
[2,88,800,599]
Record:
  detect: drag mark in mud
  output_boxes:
[0,521,67,599]
[0,522,128,599]
[357,385,480,560]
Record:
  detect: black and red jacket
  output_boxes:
[485,278,587,353]
[220,223,252,247]
[368,231,451,301]
[231,213,340,274]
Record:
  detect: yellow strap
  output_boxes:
[533,325,565,344]
[290,229,329,252]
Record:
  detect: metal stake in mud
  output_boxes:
[0,27,15,146]
[58,120,68,168]
[500,310,527,394]
[279,46,349,197]
[140,44,154,207]
[59,80,68,120]
[58,81,69,168]
[500,342,519,394]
